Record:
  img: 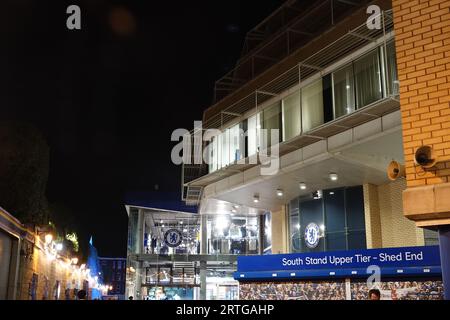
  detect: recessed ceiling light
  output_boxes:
[276,189,283,197]
[299,182,307,190]
[329,173,338,181]
[253,194,260,203]
[180,221,183,225]
[233,205,240,209]
[329,191,335,195]
[231,209,237,213]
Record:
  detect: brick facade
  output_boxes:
[393,0,450,188]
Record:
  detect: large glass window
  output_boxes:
[228,124,243,163]
[299,196,325,253]
[288,186,366,253]
[302,80,324,132]
[261,102,281,149]
[385,41,399,96]
[208,136,219,173]
[288,199,301,253]
[282,91,301,141]
[247,113,259,156]
[354,49,382,108]
[220,131,229,168]
[207,215,260,255]
[333,64,356,118]
[324,189,347,251]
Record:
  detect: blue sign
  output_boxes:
[235,246,441,280]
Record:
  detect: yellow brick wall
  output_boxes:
[392,0,450,187]
[364,180,424,248]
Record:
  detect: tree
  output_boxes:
[0,121,50,226]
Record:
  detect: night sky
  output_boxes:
[0,0,282,258]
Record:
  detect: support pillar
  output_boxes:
[258,215,265,255]
[200,215,208,255]
[199,260,207,300]
[439,226,450,300]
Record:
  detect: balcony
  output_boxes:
[182,10,397,203]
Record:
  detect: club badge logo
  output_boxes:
[163,229,183,248]
[304,223,320,248]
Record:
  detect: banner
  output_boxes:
[236,246,440,273]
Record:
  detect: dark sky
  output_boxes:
[0,0,282,258]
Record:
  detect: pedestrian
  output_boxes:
[77,289,87,300]
[368,288,381,300]
[128,296,134,300]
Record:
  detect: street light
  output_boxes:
[45,234,53,244]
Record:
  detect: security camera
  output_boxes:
[414,146,438,168]
[312,190,322,199]
[387,160,405,181]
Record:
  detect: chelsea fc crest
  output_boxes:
[164,229,183,248]
[304,223,320,248]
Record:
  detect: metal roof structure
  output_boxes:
[206,8,395,130]
[213,0,374,104]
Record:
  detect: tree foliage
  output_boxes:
[0,121,50,226]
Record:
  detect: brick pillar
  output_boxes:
[271,207,288,254]
[392,0,450,299]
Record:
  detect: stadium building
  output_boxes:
[178,0,450,300]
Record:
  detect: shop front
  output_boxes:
[125,202,253,300]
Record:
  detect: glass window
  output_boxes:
[333,64,356,118]
[385,41,399,96]
[345,186,366,250]
[299,197,325,253]
[302,80,324,132]
[208,137,218,173]
[288,199,301,253]
[207,215,259,255]
[288,186,366,253]
[247,114,259,156]
[282,91,301,141]
[354,49,382,108]
[261,102,281,149]
[228,124,243,163]
[220,131,229,168]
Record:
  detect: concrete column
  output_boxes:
[137,209,144,255]
[439,226,450,300]
[199,260,207,300]
[258,215,265,255]
[135,261,143,300]
[200,214,208,254]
